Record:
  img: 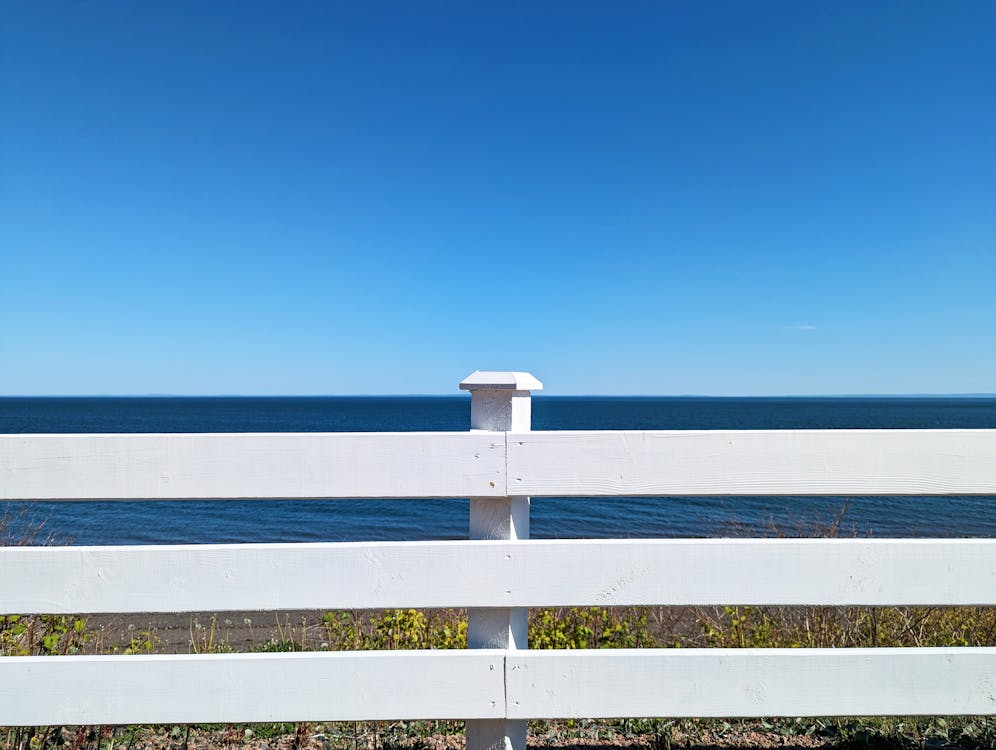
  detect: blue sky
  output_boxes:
[2,2,993,395]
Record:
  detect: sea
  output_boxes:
[2,396,996,545]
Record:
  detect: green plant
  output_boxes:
[529,607,650,649]
[320,609,467,651]
[696,606,775,648]
[322,611,364,650]
[370,609,428,650]
[0,614,88,656]
[123,626,157,655]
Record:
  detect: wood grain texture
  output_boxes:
[0,650,507,725]
[4,539,993,614]
[507,429,996,496]
[505,648,996,718]
[0,432,505,500]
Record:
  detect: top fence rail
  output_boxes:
[3,428,996,500]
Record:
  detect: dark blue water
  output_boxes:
[2,396,995,544]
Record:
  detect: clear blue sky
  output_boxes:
[2,2,993,395]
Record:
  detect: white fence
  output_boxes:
[1,371,995,748]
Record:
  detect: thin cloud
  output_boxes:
[779,325,818,331]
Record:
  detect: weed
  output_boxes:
[123,626,157,655]
[529,607,650,649]
[189,615,234,654]
[0,614,89,656]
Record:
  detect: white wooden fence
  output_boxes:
[1,371,995,749]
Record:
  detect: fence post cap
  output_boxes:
[459,371,543,392]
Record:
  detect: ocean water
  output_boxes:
[2,396,995,545]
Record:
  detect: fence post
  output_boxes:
[460,370,542,750]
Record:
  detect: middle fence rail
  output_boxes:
[1,371,995,743]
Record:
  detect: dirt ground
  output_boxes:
[84,610,330,654]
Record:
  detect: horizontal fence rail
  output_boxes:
[505,648,996,718]
[1,649,993,725]
[4,429,996,500]
[2,373,995,741]
[0,651,507,725]
[0,432,505,500]
[508,429,996,496]
[3,539,996,613]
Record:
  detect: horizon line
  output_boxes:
[2,392,995,399]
